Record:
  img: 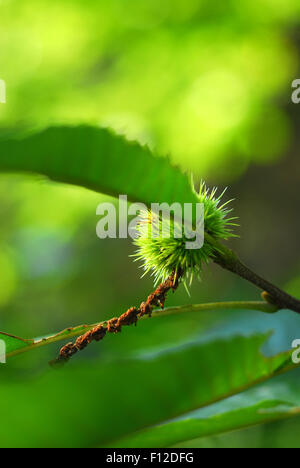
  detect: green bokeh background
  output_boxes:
[0,0,300,447]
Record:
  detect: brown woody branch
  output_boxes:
[51,269,182,365]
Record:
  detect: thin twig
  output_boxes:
[205,233,300,314]
[3,298,278,361]
[51,269,182,365]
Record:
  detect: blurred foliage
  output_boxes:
[0,0,300,448]
[1,0,300,175]
[0,332,299,448]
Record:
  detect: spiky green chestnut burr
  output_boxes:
[133,182,238,286]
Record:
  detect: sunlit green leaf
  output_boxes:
[0,126,197,207]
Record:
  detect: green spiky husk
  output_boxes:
[133,183,238,286]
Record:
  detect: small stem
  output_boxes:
[5,299,277,360]
[217,258,300,313]
[52,270,182,364]
[206,233,300,314]
[151,301,278,316]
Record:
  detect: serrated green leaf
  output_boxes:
[0,126,197,207]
